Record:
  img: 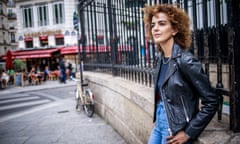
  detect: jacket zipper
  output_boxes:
[161,89,173,136]
[180,96,190,122]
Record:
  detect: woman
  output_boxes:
[143,4,218,144]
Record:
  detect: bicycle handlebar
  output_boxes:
[71,76,89,87]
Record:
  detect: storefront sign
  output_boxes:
[24,30,62,37]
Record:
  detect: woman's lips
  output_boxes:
[153,34,161,38]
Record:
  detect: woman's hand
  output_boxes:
[167,131,190,144]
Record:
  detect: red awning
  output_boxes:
[60,45,132,54]
[24,37,33,41]
[55,34,64,38]
[39,36,48,40]
[1,48,59,59]
[61,46,79,54]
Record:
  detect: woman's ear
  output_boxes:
[172,30,178,36]
[172,28,178,36]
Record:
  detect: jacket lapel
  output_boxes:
[162,43,182,87]
[154,53,162,88]
[162,60,177,86]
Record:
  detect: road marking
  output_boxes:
[30,92,61,101]
[0,96,40,104]
[0,99,50,111]
[0,94,30,100]
[0,102,61,123]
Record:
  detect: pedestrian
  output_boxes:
[59,57,66,83]
[43,65,49,81]
[0,69,9,88]
[28,67,36,84]
[7,69,14,85]
[143,4,218,144]
[67,62,73,79]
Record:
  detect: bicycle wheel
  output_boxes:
[83,92,94,117]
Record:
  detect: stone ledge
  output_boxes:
[84,72,153,144]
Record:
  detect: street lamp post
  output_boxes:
[73,11,83,85]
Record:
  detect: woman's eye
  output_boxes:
[150,24,155,28]
[158,22,166,26]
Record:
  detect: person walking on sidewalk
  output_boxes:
[143,4,218,144]
[67,62,73,79]
[59,57,66,84]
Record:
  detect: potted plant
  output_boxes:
[13,59,26,86]
[14,59,25,72]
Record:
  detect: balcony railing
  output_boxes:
[8,13,17,19]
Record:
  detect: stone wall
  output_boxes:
[84,72,154,144]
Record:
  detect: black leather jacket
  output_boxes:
[153,43,218,140]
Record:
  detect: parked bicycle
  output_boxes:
[72,76,95,117]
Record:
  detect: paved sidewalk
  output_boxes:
[0,80,126,144]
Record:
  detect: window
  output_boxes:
[3,32,5,41]
[0,3,3,13]
[55,34,64,46]
[1,17,4,28]
[97,36,104,45]
[25,41,33,48]
[19,36,23,41]
[22,7,34,28]
[39,36,48,47]
[37,4,49,26]
[8,9,13,14]
[53,3,64,24]
[93,35,104,45]
[9,21,14,29]
[56,38,64,46]
[65,30,69,36]
[10,33,15,42]
[71,31,76,36]
[24,37,33,48]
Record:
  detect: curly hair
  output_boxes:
[143,4,192,50]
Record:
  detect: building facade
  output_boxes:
[5,0,80,72]
[0,0,9,59]
[16,0,78,49]
[0,0,18,69]
[7,0,18,51]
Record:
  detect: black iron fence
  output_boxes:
[77,0,240,132]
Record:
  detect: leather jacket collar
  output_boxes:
[154,43,183,87]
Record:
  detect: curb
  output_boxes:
[0,81,76,95]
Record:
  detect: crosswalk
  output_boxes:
[0,93,52,114]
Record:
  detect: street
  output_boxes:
[0,86,126,144]
[0,87,74,119]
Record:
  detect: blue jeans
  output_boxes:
[148,102,191,144]
[60,69,66,83]
[148,102,169,144]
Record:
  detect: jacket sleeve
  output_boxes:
[179,52,218,139]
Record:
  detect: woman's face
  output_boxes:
[151,12,177,46]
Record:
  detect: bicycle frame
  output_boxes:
[73,76,95,117]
